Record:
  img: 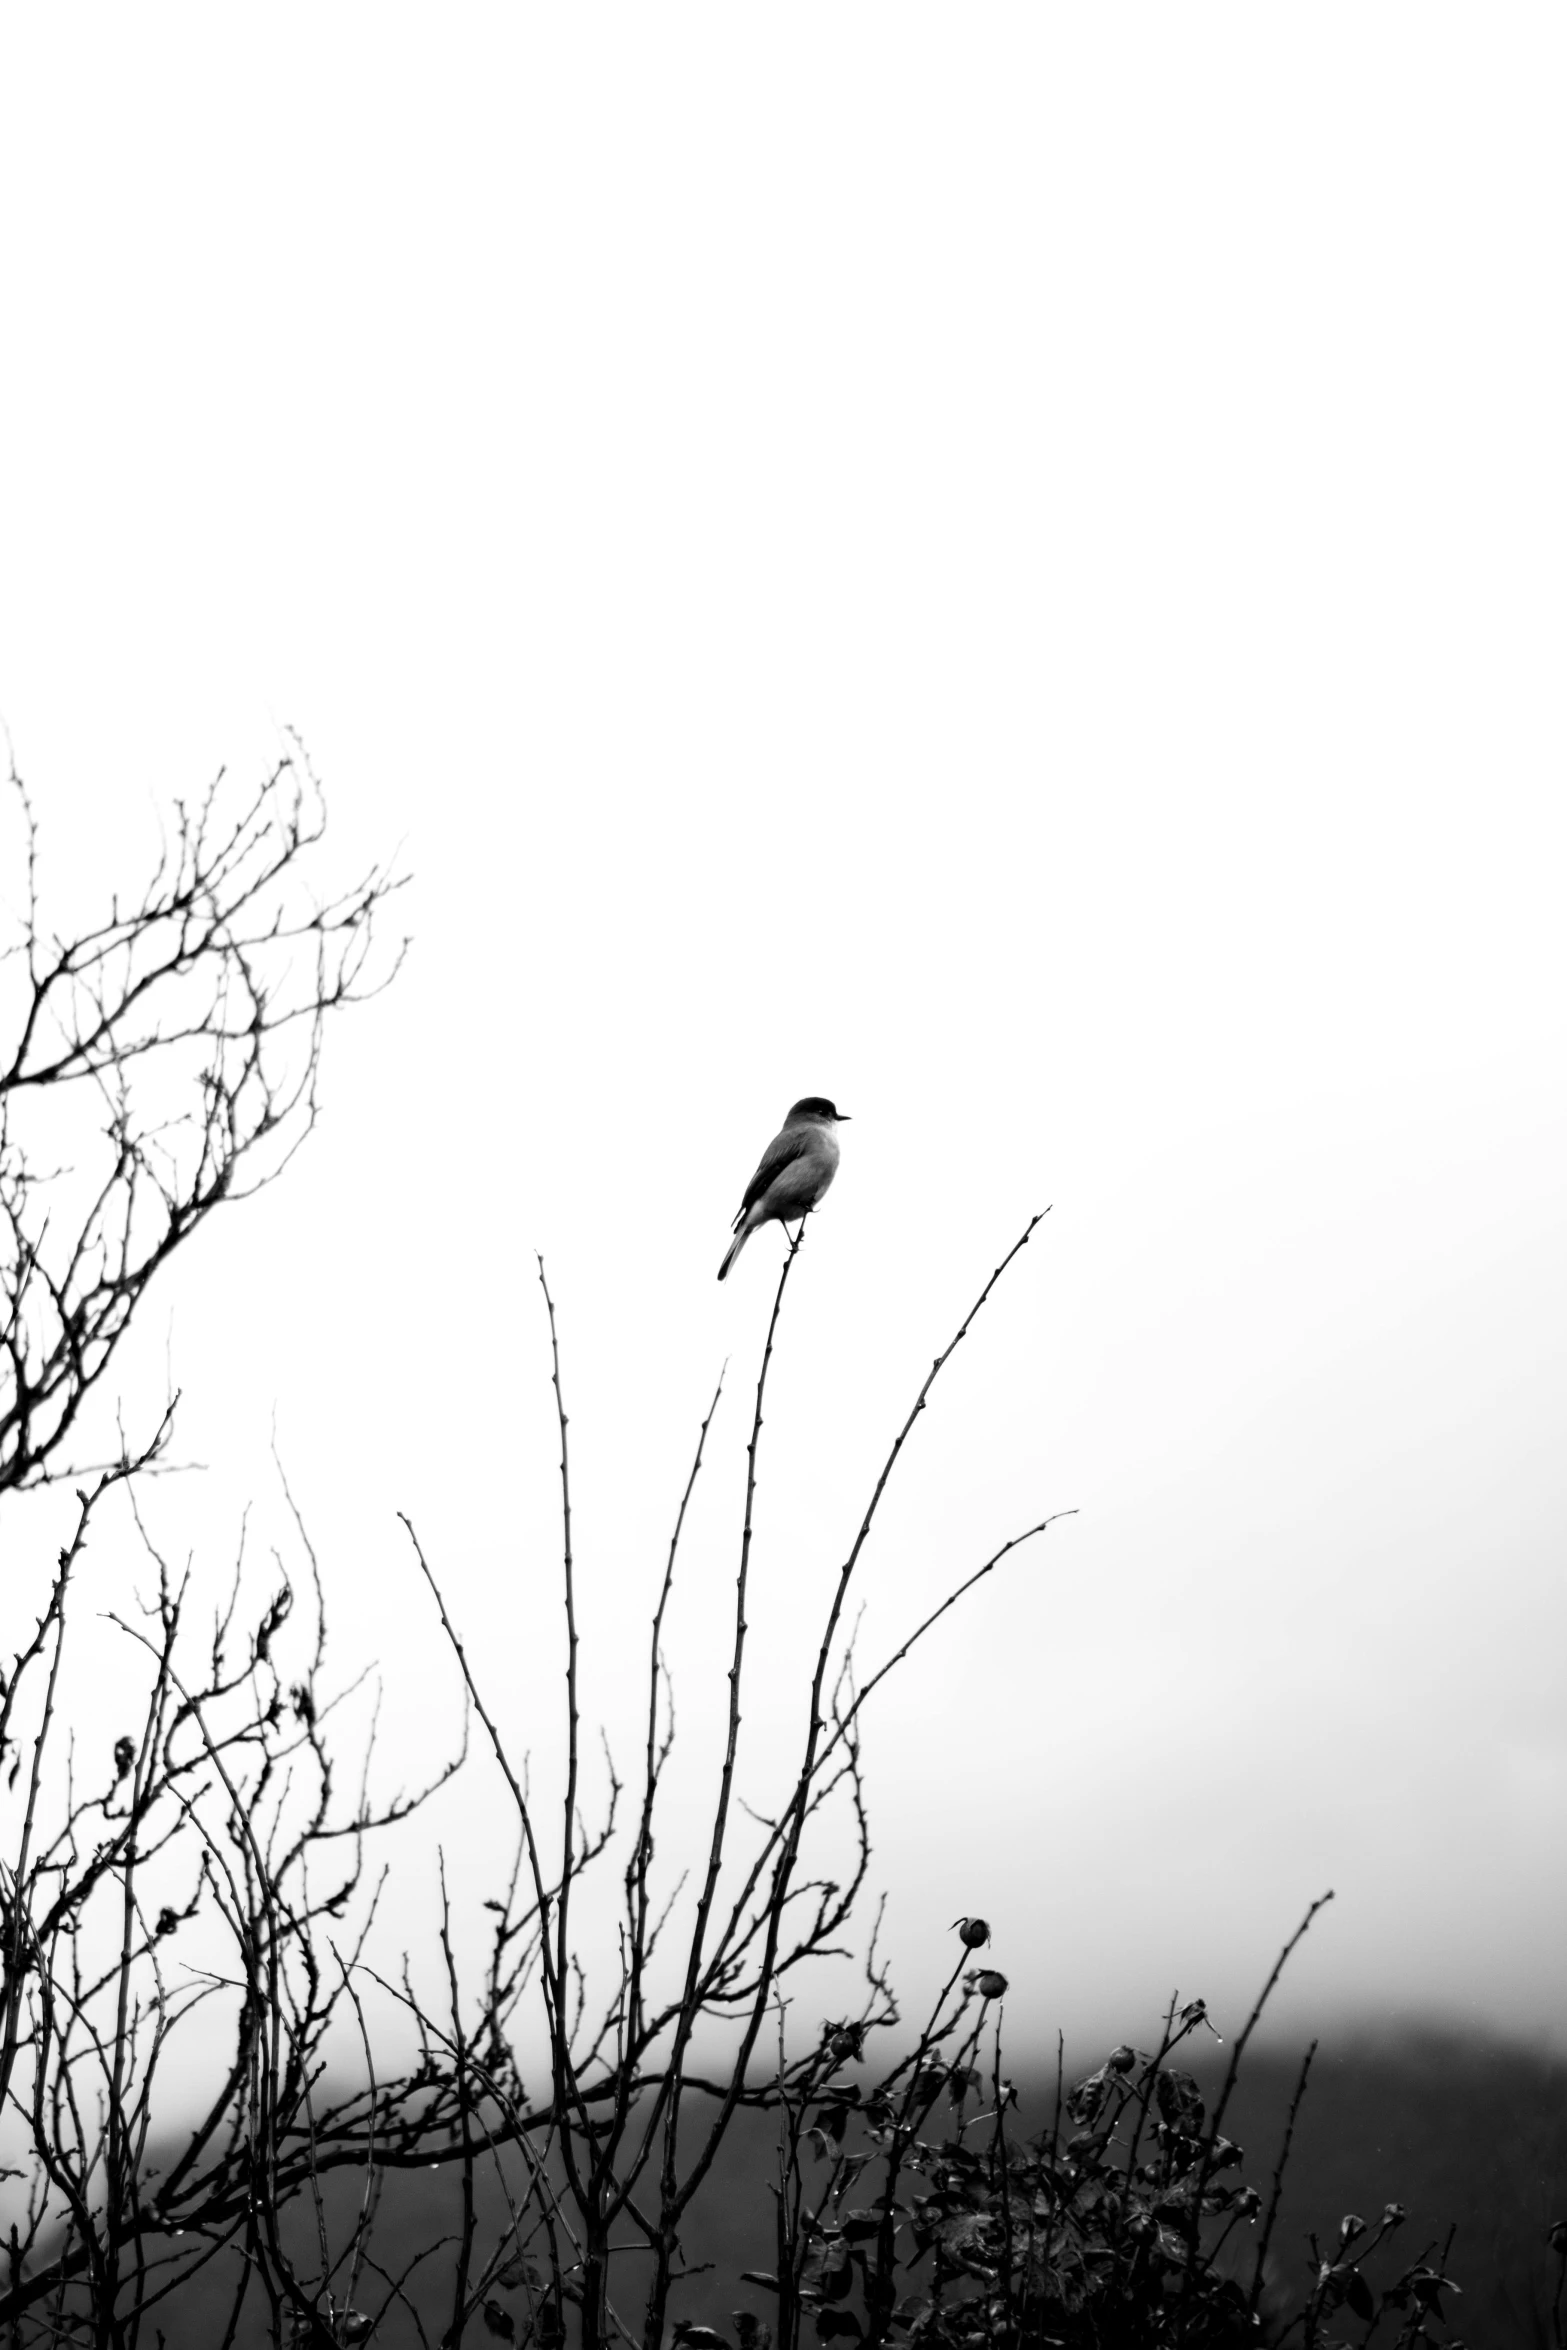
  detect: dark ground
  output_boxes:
[33,2030,1567,2348]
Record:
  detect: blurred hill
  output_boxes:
[49,2029,1565,2349]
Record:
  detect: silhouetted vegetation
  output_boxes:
[3,764,1562,2350]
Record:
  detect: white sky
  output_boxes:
[1,9,1565,2067]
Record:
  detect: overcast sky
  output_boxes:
[2,9,1564,2064]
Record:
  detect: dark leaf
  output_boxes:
[1154,2070,1204,2130]
[1065,2065,1109,2125]
[818,2254,853,2306]
[947,2065,982,2109]
[1345,2269,1375,2322]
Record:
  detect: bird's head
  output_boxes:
[786,1096,849,1125]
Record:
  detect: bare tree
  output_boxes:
[0,1445,466,2350]
[0,747,405,1494]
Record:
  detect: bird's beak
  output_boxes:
[836,1113,851,1121]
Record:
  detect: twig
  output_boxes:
[1250,2040,1317,2319]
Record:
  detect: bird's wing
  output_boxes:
[734,1125,810,1228]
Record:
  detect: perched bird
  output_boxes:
[717,1096,849,1281]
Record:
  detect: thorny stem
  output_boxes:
[401,1521,563,2044]
[706,1214,1053,1969]
[990,2010,1015,2345]
[438,1863,477,2350]
[670,1213,1052,2233]
[1250,2039,1318,2319]
[1183,1891,1333,2312]
[644,1222,805,2349]
[620,1376,726,2133]
[535,1261,597,2242]
[805,1212,1049,1739]
[809,1515,1073,1788]
[862,1958,969,2350]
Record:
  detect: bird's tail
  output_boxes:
[717,1224,751,1282]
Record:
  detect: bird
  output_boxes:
[717,1097,849,1281]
